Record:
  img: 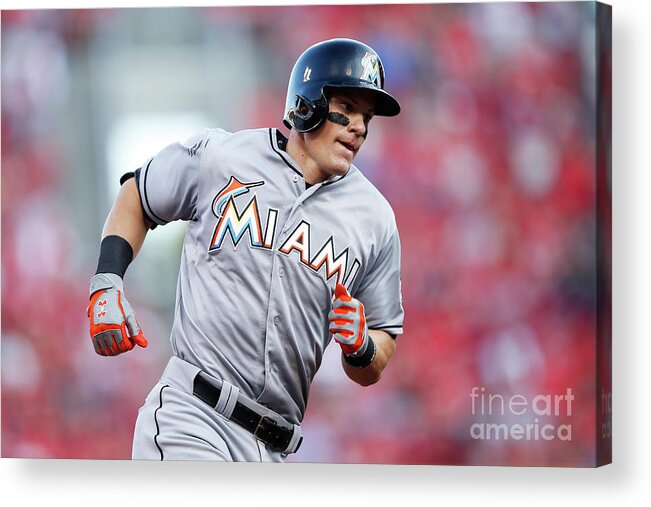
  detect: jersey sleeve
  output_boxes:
[354,227,404,337]
[137,129,212,226]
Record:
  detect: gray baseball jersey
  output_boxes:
[134,127,403,424]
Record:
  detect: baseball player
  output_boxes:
[88,38,404,461]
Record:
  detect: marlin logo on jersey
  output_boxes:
[210,176,267,251]
[209,176,360,285]
[360,52,380,87]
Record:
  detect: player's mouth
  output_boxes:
[337,140,357,155]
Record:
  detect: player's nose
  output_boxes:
[347,112,367,138]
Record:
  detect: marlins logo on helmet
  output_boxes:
[360,52,381,86]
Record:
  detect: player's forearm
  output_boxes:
[101,178,149,258]
[342,329,396,386]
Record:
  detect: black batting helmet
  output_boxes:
[283,38,401,132]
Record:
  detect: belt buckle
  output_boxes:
[253,415,286,451]
[254,415,276,440]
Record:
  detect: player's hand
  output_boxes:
[328,283,369,356]
[87,273,148,356]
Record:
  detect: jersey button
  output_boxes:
[292,174,300,183]
[273,316,281,326]
[279,268,285,278]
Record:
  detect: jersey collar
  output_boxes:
[269,128,302,177]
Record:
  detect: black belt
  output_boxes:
[192,371,302,453]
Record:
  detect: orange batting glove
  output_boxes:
[88,273,148,356]
[328,283,369,356]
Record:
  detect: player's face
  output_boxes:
[303,89,375,183]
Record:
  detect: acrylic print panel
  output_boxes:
[0,1,611,466]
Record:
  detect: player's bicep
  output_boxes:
[101,178,150,257]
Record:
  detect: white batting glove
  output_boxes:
[88,273,148,356]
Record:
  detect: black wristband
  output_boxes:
[344,337,377,368]
[95,235,134,278]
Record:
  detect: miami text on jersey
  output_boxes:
[209,176,361,286]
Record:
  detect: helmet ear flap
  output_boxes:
[294,95,315,121]
[289,94,328,133]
